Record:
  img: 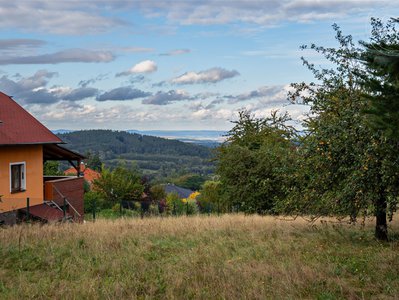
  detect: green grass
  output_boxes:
[0,215,398,299]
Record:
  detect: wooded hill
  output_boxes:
[58,130,215,178]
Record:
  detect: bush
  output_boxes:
[184,198,199,215]
[149,204,160,216]
[84,191,105,213]
[166,192,185,215]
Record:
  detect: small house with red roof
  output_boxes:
[0,92,85,224]
[64,163,101,184]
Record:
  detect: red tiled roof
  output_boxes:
[0,91,62,145]
[64,164,101,182]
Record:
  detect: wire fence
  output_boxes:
[0,196,237,224]
[86,199,237,221]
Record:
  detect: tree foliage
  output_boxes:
[43,161,62,176]
[86,151,102,172]
[92,164,144,204]
[283,19,399,240]
[359,18,399,138]
[215,18,399,240]
[197,180,223,213]
[171,174,206,191]
[216,110,298,214]
[150,184,166,201]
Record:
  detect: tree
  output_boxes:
[86,151,102,172]
[197,180,222,213]
[166,192,184,215]
[216,110,298,214]
[284,20,399,240]
[43,161,62,176]
[172,174,206,191]
[92,164,144,204]
[359,18,399,138]
[150,184,166,201]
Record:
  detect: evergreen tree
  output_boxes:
[359,18,399,138]
[86,151,102,172]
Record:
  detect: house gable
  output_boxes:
[0,92,62,145]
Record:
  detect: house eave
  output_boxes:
[0,141,66,146]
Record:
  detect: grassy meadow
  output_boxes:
[1,214,399,299]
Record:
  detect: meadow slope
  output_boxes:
[1,215,398,299]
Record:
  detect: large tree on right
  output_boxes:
[286,19,399,240]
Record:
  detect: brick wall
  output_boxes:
[44,177,84,222]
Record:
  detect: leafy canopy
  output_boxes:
[92,164,144,203]
[216,110,298,214]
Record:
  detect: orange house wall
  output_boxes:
[0,145,43,212]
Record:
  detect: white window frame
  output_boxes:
[10,162,26,193]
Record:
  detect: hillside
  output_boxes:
[58,130,215,178]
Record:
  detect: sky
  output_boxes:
[0,1,397,131]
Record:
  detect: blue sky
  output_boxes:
[0,1,396,130]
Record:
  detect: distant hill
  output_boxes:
[58,130,215,179]
[177,139,221,148]
[53,129,226,146]
[52,129,74,134]
[127,130,226,142]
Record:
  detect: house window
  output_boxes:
[10,162,26,193]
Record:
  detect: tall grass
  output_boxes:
[1,214,398,299]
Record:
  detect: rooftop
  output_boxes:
[0,92,62,145]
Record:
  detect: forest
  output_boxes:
[58,129,215,179]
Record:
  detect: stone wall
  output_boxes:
[0,211,17,225]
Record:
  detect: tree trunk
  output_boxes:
[375,196,388,241]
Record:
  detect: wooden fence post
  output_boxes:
[92,198,96,221]
[26,197,30,221]
[63,197,67,220]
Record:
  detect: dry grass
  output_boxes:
[1,214,399,299]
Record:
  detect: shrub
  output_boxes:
[166,192,185,215]
[84,191,105,213]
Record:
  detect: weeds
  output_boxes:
[0,214,398,299]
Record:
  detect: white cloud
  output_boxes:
[160,49,191,56]
[191,108,234,120]
[131,60,157,73]
[38,102,167,125]
[226,85,288,104]
[0,1,394,36]
[142,89,191,105]
[0,1,126,35]
[116,60,158,77]
[137,0,394,26]
[0,39,46,57]
[119,47,155,53]
[0,70,98,104]
[96,86,150,101]
[171,67,239,85]
[0,49,114,65]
